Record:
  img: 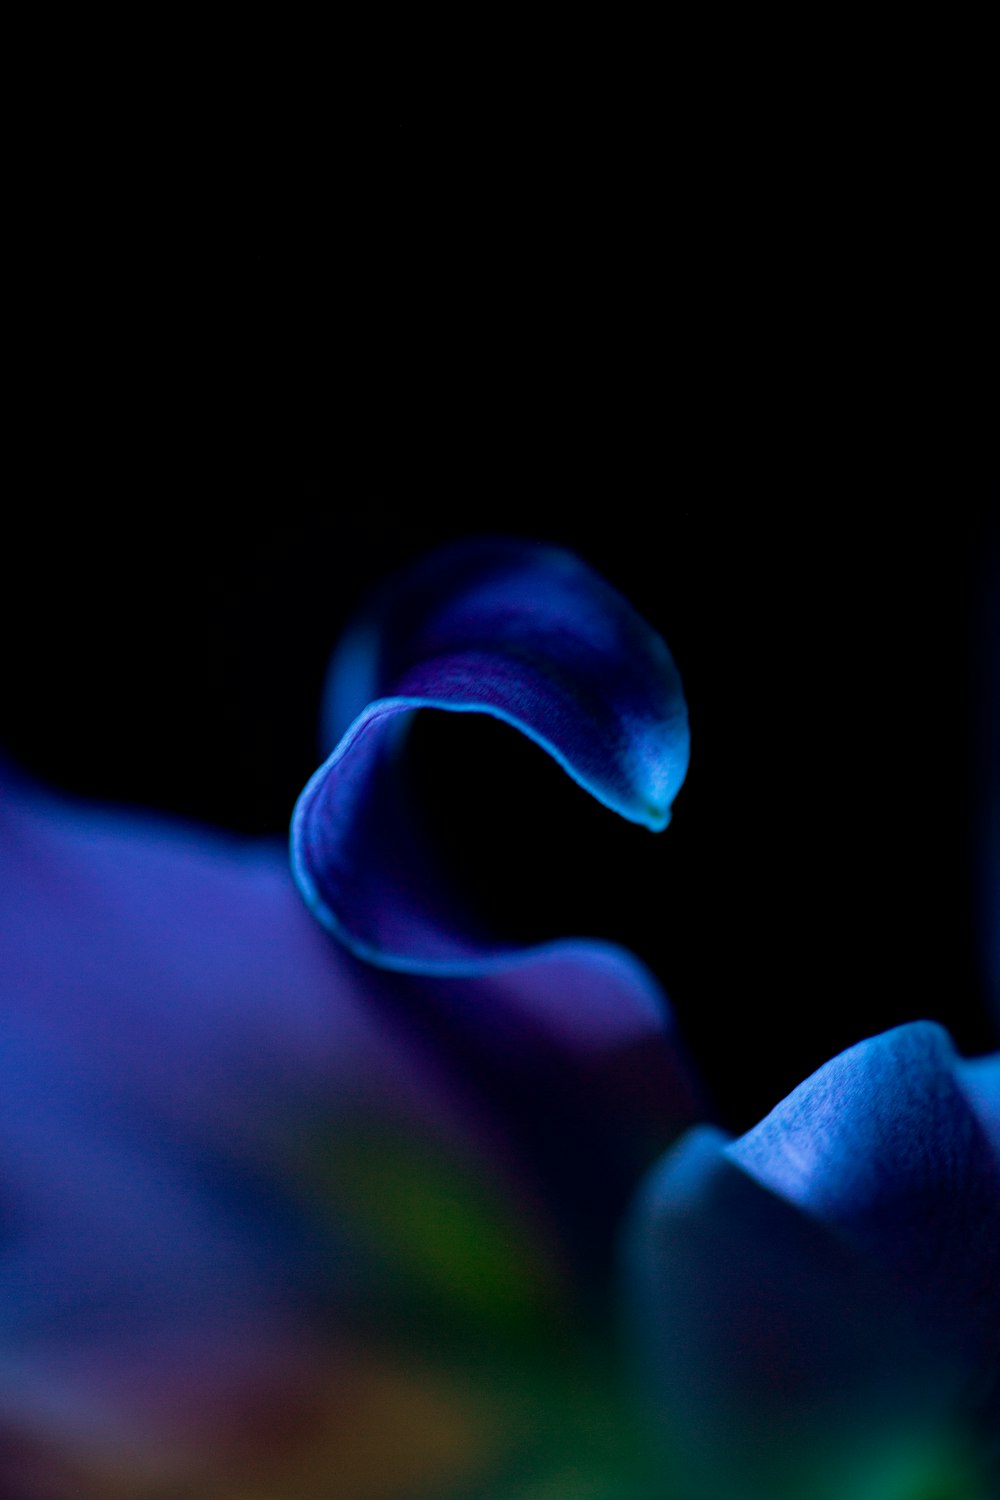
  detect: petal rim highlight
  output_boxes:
[291,538,689,974]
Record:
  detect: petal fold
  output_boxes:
[291,538,689,972]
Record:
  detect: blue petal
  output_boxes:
[623,1127,965,1500]
[291,537,689,972]
[727,1022,1000,1403]
[623,1024,1000,1496]
[963,1052,1000,1149]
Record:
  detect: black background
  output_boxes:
[4,106,995,1131]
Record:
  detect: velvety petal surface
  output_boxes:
[623,1025,1000,1499]
[292,537,689,972]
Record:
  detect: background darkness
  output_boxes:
[4,113,995,1131]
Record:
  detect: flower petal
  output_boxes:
[361,949,706,1290]
[727,1022,1000,1409]
[622,1127,983,1500]
[1,759,704,1485]
[291,537,689,972]
[0,767,432,1475]
[0,763,440,1153]
[622,1025,1000,1497]
[963,1052,1000,1150]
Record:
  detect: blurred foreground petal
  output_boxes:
[1,760,702,1494]
[0,768,486,1491]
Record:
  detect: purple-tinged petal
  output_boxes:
[0,761,701,1270]
[291,538,689,973]
[0,768,499,1481]
[1,761,705,1483]
[0,766,449,1155]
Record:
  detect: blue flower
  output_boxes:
[1,536,997,1498]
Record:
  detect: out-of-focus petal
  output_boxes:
[291,537,689,973]
[622,1025,1000,1498]
[1,762,705,1491]
[0,769,537,1493]
[364,950,707,1292]
[0,768,468,1486]
[0,764,453,1153]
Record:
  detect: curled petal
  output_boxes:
[291,538,689,972]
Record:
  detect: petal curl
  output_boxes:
[291,537,689,972]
